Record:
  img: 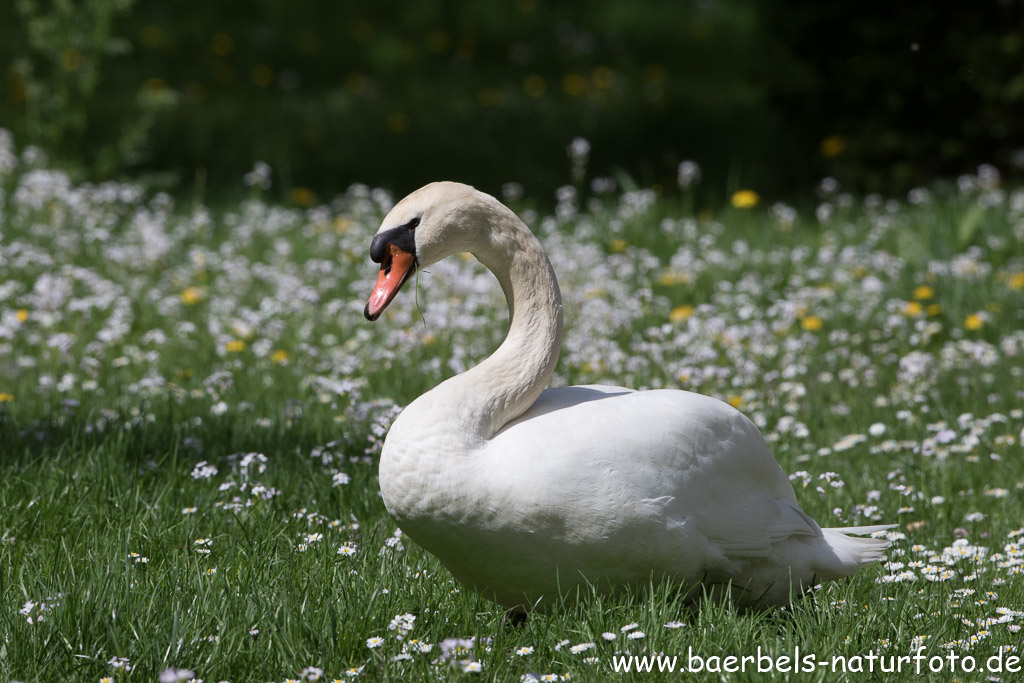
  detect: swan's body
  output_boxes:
[365,182,890,611]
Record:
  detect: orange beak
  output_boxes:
[364,243,417,320]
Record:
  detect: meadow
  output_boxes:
[1,128,1024,681]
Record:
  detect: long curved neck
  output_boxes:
[428,204,564,443]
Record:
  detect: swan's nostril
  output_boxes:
[383,252,393,276]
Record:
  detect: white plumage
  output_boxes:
[364,181,890,611]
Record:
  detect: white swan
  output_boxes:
[364,181,890,611]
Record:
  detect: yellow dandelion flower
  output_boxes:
[344,72,368,95]
[669,305,694,324]
[291,187,316,207]
[425,30,450,53]
[0,393,13,402]
[181,287,204,305]
[143,77,168,94]
[478,87,503,107]
[904,301,923,316]
[964,313,983,331]
[1009,272,1024,290]
[386,113,409,134]
[60,48,81,72]
[139,25,163,49]
[801,315,823,331]
[231,322,255,339]
[561,73,588,97]
[209,32,234,56]
[16,309,28,322]
[644,64,668,84]
[250,64,273,87]
[913,285,934,300]
[927,304,941,316]
[592,66,615,89]
[609,238,627,253]
[523,74,546,98]
[820,135,847,158]
[728,395,743,409]
[226,339,246,352]
[658,270,690,287]
[730,190,759,209]
[271,349,289,364]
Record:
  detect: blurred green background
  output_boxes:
[3,0,1023,203]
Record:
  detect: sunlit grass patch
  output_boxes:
[1,136,1023,681]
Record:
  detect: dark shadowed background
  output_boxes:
[3,0,1023,204]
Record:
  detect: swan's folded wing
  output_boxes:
[702,498,822,559]
[490,386,817,562]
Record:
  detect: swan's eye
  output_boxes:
[407,217,420,229]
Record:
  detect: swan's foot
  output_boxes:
[502,608,528,628]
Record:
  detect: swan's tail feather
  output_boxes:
[819,524,895,577]
[826,524,897,536]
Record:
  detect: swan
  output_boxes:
[363,181,890,612]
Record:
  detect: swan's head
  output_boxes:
[364,181,491,320]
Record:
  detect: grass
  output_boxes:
[1,141,1024,681]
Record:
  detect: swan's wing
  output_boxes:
[705,499,821,558]
[486,387,820,561]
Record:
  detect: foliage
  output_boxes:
[0,1,790,202]
[3,0,175,178]
[759,0,1024,193]
[5,1,1023,202]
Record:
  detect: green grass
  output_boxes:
[2,152,1024,681]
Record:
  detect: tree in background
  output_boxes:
[760,0,1024,192]
[3,0,1021,201]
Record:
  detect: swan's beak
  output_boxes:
[365,243,416,321]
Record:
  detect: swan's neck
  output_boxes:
[415,205,564,443]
